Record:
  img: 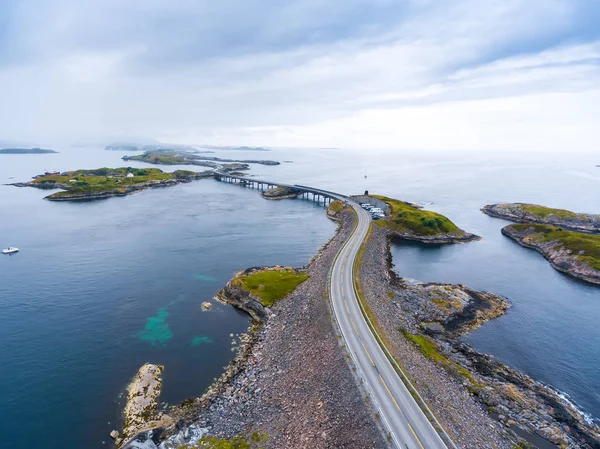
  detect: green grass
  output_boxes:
[402,331,481,388]
[233,268,309,307]
[519,204,581,219]
[128,153,188,164]
[371,195,462,236]
[510,223,600,270]
[31,167,193,198]
[176,432,267,449]
[327,200,345,215]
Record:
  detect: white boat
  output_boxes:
[2,247,19,254]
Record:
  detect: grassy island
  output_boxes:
[502,224,600,285]
[506,224,600,271]
[124,152,189,165]
[232,267,308,307]
[17,167,210,201]
[482,203,600,234]
[0,147,57,154]
[368,195,479,243]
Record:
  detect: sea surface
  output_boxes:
[1,146,599,448]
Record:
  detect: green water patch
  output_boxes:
[137,308,173,346]
[193,273,218,282]
[191,335,215,346]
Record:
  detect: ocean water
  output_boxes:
[0,147,336,448]
[1,146,599,448]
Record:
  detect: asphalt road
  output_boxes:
[329,200,449,449]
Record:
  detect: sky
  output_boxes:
[0,0,599,151]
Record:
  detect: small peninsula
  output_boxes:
[0,147,57,154]
[123,149,280,167]
[362,194,480,243]
[482,203,600,234]
[502,224,600,285]
[11,167,214,201]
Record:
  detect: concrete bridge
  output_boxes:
[215,171,346,206]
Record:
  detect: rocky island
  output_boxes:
[123,149,279,167]
[502,224,600,285]
[10,167,215,201]
[482,203,600,234]
[259,186,301,200]
[0,147,57,154]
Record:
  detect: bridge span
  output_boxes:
[215,171,343,206]
[215,170,452,449]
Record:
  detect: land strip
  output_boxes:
[121,205,387,449]
[356,219,600,448]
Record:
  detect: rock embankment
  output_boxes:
[122,208,386,449]
[120,364,173,447]
[482,203,600,234]
[502,225,600,285]
[259,186,300,200]
[359,223,600,448]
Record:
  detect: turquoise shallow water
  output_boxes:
[1,146,599,448]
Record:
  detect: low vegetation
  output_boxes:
[519,204,580,220]
[402,331,481,390]
[371,195,462,237]
[232,267,309,307]
[30,167,198,199]
[327,199,345,215]
[509,223,600,270]
[126,153,188,164]
[176,432,267,449]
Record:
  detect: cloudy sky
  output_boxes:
[0,0,599,151]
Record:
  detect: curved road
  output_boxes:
[329,200,449,449]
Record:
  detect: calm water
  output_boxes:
[1,147,599,448]
[0,148,336,448]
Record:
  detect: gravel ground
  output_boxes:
[359,225,514,449]
[183,208,388,448]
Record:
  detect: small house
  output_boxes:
[126,173,134,178]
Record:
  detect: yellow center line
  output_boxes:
[378,374,401,412]
[344,299,350,313]
[341,285,344,297]
[408,423,425,449]
[349,317,359,335]
[361,341,375,366]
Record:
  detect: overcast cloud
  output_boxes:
[0,0,599,151]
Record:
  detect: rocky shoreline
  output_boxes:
[121,204,387,449]
[359,223,600,448]
[482,203,600,234]
[502,225,600,285]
